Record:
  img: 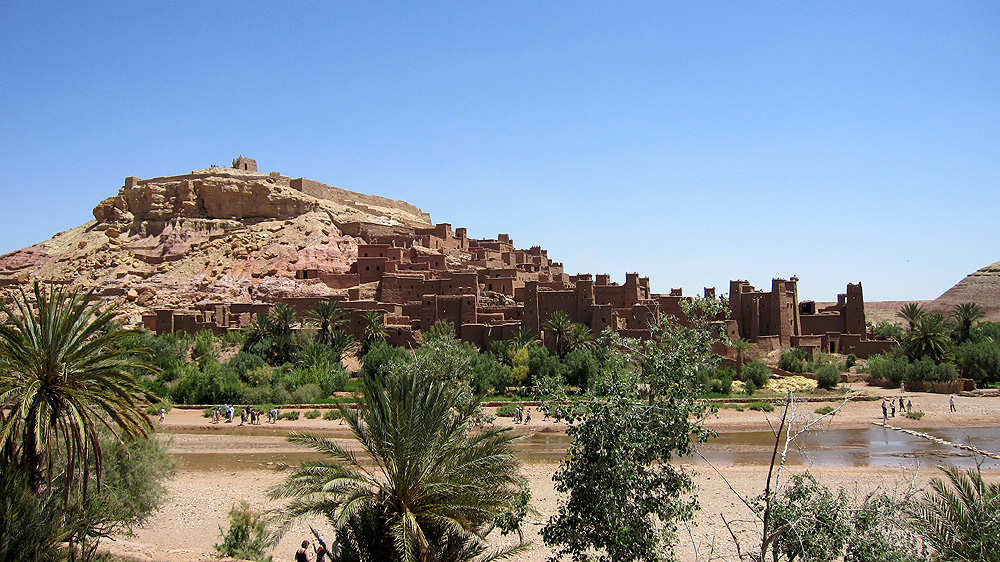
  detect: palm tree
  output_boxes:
[543,310,573,357]
[731,338,755,380]
[896,302,926,331]
[360,309,388,356]
[268,370,526,562]
[908,466,1000,561]
[565,323,596,355]
[902,313,952,364]
[952,302,985,344]
[0,282,156,495]
[308,300,346,347]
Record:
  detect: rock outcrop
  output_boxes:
[0,163,433,325]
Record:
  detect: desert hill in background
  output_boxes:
[0,159,433,325]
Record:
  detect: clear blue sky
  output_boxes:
[1,2,997,302]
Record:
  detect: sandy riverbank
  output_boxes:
[103,386,1000,562]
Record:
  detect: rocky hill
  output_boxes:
[926,260,1000,322]
[0,163,432,325]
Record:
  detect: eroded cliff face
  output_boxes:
[927,260,1000,322]
[0,166,431,325]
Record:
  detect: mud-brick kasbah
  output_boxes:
[0,157,897,362]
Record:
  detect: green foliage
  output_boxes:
[72,434,176,557]
[744,378,758,396]
[743,360,772,388]
[307,300,346,348]
[191,329,218,360]
[0,467,74,562]
[0,281,157,495]
[214,500,272,562]
[873,321,905,341]
[269,368,526,561]
[897,302,926,330]
[277,410,300,421]
[845,353,858,368]
[542,298,727,562]
[778,347,808,373]
[563,348,599,391]
[865,354,909,386]
[905,411,925,420]
[322,409,342,421]
[903,313,952,364]
[359,340,409,383]
[420,319,456,345]
[495,403,519,417]
[758,472,851,562]
[748,401,774,412]
[360,309,388,355]
[815,364,842,390]
[304,409,321,419]
[814,406,835,415]
[543,310,574,357]
[847,491,926,562]
[908,466,1000,562]
[955,339,1000,386]
[952,302,986,344]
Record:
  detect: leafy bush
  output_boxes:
[815,406,836,416]
[743,360,772,388]
[845,353,858,369]
[815,364,842,390]
[744,379,757,396]
[873,321,905,341]
[778,347,808,373]
[865,354,908,386]
[214,501,271,562]
[748,401,774,412]
[277,410,300,421]
[191,330,218,360]
[905,411,925,420]
[304,409,321,419]
[496,403,519,417]
[323,409,342,421]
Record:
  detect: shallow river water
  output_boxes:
[161,425,1000,472]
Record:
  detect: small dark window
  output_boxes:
[365,266,370,271]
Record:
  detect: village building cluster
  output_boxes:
[147,218,894,359]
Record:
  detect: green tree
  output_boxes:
[0,466,75,562]
[902,313,952,364]
[908,466,1000,562]
[268,369,526,562]
[565,323,596,355]
[0,282,157,495]
[542,297,727,562]
[360,309,388,356]
[732,338,755,380]
[758,472,850,562]
[307,300,346,347]
[543,310,574,357]
[896,303,926,331]
[952,302,986,344]
[215,501,272,562]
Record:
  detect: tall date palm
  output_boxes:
[269,370,526,562]
[0,282,157,495]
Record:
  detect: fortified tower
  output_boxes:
[232,155,257,172]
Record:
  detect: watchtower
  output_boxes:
[232,155,257,172]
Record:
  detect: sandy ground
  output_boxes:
[103,386,1000,562]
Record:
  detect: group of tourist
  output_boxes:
[512,405,566,424]
[209,404,281,425]
[881,396,913,425]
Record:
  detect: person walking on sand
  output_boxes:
[899,396,905,412]
[882,400,888,426]
[950,395,957,412]
[525,409,531,424]
[890,400,896,417]
[159,408,165,422]
[906,399,912,414]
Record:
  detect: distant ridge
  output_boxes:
[926,260,1000,322]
